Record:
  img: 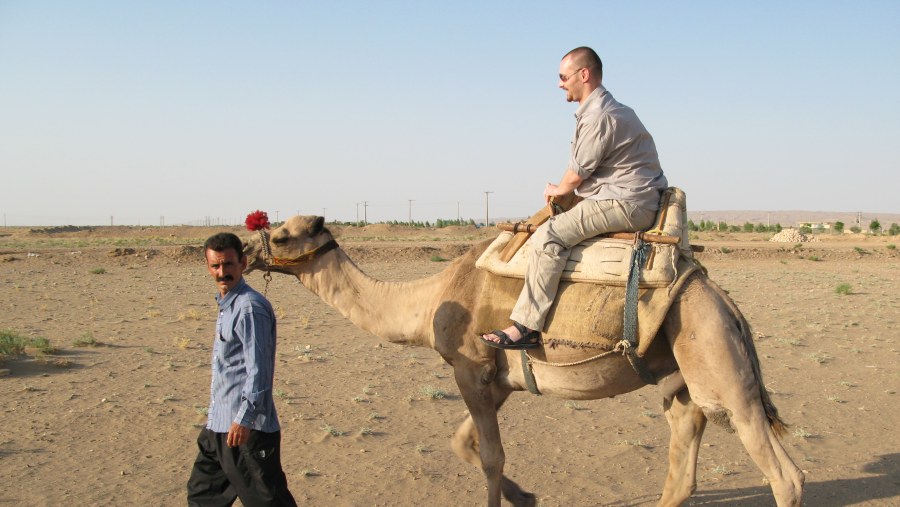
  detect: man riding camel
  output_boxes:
[481,46,668,349]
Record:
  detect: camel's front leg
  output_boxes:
[453,363,507,507]
[659,388,707,507]
[451,387,536,507]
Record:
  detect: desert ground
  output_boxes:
[1,223,898,506]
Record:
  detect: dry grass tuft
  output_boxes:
[322,424,344,437]
[420,385,447,400]
[73,332,101,347]
[178,308,205,321]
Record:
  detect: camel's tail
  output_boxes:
[707,279,788,436]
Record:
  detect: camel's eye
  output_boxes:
[272,236,289,245]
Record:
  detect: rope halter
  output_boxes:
[254,228,339,295]
[244,210,338,295]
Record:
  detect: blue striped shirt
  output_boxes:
[206,278,281,433]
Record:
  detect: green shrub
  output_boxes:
[0,330,27,357]
[835,283,852,296]
[0,331,56,357]
[887,244,896,250]
[29,337,57,355]
[73,332,100,347]
[420,385,447,399]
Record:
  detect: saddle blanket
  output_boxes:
[474,256,701,353]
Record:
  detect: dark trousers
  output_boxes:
[187,427,297,507]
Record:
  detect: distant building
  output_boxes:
[797,221,832,230]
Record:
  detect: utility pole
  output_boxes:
[484,191,493,227]
[110,216,113,226]
[322,207,326,218]
[275,210,279,223]
[408,200,414,226]
[363,201,368,225]
[457,201,460,223]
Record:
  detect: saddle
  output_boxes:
[476,187,693,288]
[473,188,700,355]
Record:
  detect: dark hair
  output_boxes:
[564,46,603,80]
[203,232,244,260]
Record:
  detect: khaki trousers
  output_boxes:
[510,199,656,332]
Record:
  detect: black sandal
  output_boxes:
[480,322,542,350]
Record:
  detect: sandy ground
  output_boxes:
[1,225,899,506]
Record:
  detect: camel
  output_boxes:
[243,215,805,507]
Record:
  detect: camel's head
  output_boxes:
[243,215,335,274]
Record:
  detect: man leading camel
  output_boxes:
[187,232,297,506]
[482,46,668,349]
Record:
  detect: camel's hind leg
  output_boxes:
[659,388,707,507]
[664,279,804,507]
[450,385,536,507]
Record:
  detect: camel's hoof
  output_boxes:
[501,477,536,507]
[510,492,536,507]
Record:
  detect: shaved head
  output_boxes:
[563,46,603,81]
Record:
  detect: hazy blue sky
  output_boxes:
[2,1,898,226]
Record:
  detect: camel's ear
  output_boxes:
[309,216,325,236]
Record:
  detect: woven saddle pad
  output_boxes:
[474,257,700,352]
[476,231,682,288]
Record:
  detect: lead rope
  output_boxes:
[257,229,274,296]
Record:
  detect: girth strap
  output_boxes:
[622,237,658,385]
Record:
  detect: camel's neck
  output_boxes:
[294,249,450,349]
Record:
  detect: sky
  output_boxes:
[1,1,898,226]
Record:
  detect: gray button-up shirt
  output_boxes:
[207,278,281,433]
[568,85,668,210]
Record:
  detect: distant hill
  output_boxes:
[686,210,900,228]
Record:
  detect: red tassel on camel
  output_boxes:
[245,210,270,231]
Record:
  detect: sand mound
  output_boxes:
[769,228,819,243]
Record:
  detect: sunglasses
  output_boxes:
[559,67,585,82]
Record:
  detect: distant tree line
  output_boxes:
[687,219,899,236]
[336,218,479,228]
[687,220,782,233]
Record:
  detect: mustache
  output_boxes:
[216,275,234,282]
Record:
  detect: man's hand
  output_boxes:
[545,170,584,203]
[227,422,250,447]
[544,183,559,203]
